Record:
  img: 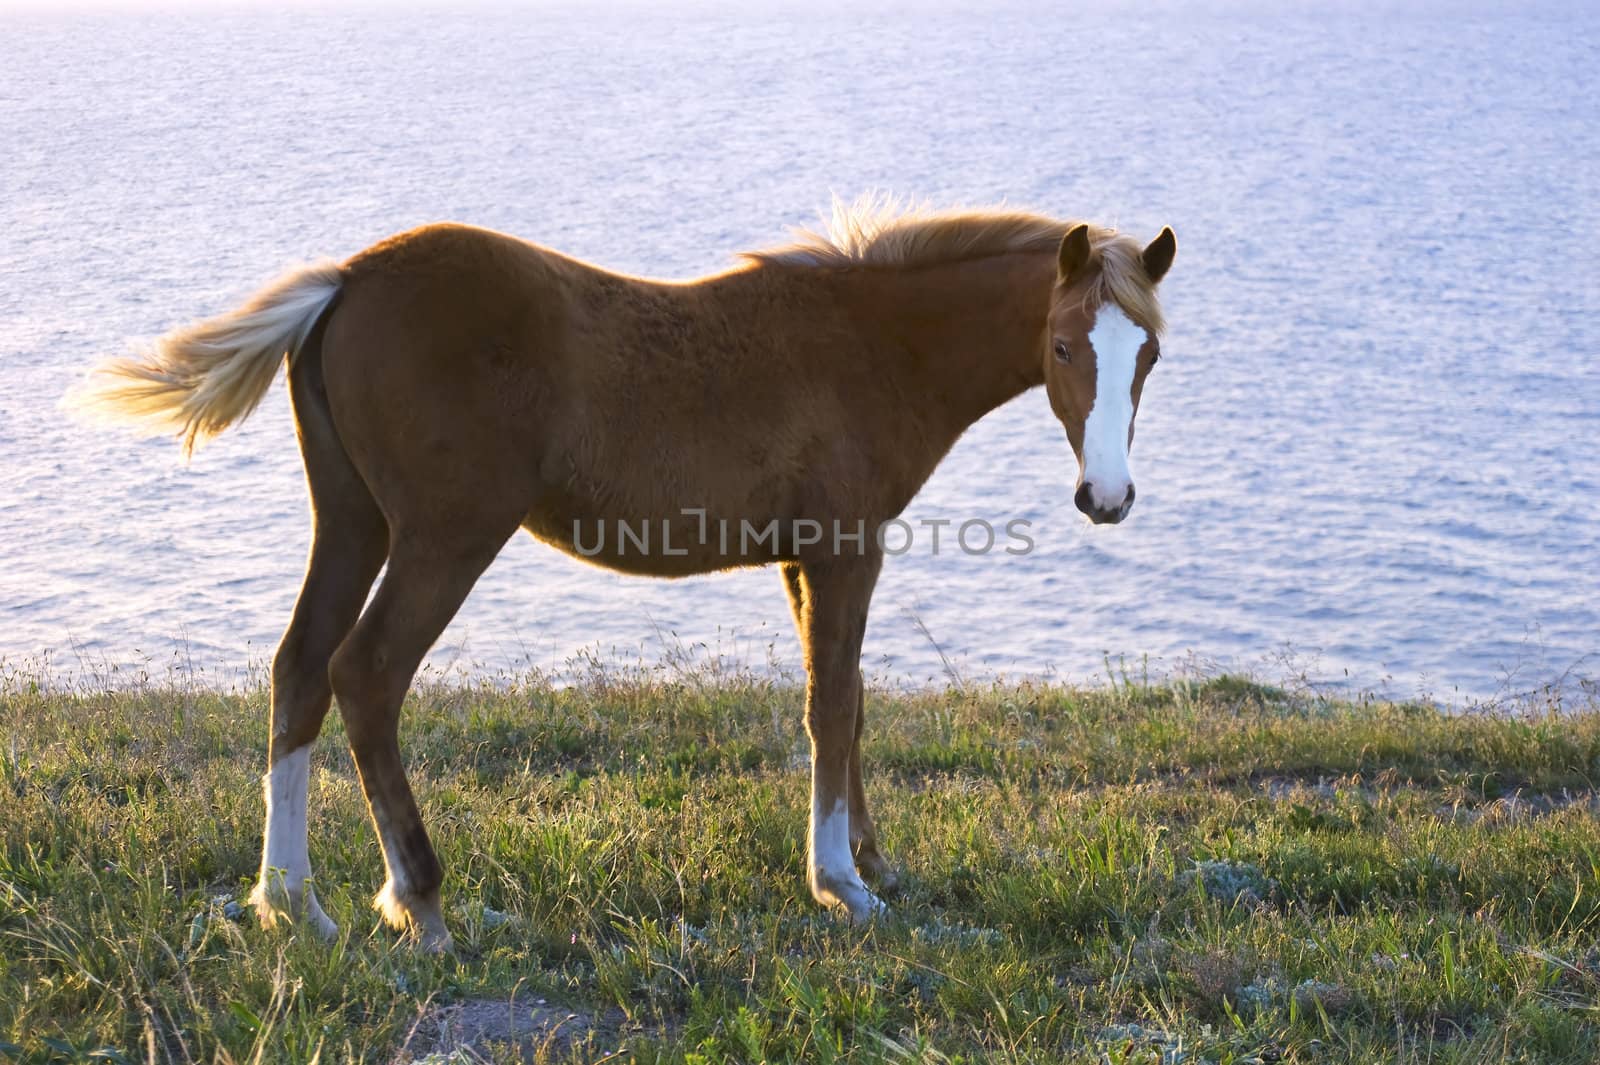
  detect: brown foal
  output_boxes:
[73,199,1175,949]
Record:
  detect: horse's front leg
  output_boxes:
[796,551,887,921]
[781,562,898,892]
[847,682,898,891]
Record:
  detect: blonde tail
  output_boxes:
[67,261,344,456]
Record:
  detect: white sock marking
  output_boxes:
[250,745,337,938]
[260,746,312,894]
[809,785,886,918]
[812,794,855,885]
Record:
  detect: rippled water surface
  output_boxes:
[3,3,1596,702]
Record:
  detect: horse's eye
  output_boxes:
[1053,340,1071,363]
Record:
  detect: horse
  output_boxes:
[72,198,1175,950]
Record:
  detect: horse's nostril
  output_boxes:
[1125,484,1136,507]
[1074,483,1095,516]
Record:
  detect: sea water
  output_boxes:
[2,2,1596,703]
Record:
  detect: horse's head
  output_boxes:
[1042,223,1175,525]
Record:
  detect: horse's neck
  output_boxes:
[842,250,1053,438]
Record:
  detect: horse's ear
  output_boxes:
[1142,226,1176,284]
[1058,224,1092,284]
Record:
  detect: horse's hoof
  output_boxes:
[410,925,455,954]
[304,899,340,941]
[249,881,340,941]
[856,853,901,895]
[814,871,889,924]
[841,889,890,925]
[374,880,452,952]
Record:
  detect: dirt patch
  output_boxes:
[1435,787,1600,825]
[394,995,598,1063]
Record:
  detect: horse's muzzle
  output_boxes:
[1075,482,1135,525]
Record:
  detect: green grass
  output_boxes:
[4,666,1600,1063]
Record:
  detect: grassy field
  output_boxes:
[3,666,1600,1064]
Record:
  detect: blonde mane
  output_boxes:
[742,195,1165,334]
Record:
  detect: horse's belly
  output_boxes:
[521,502,791,577]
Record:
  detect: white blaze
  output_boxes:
[1082,304,1142,507]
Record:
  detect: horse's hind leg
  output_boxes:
[781,562,896,892]
[250,339,388,937]
[328,525,516,950]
